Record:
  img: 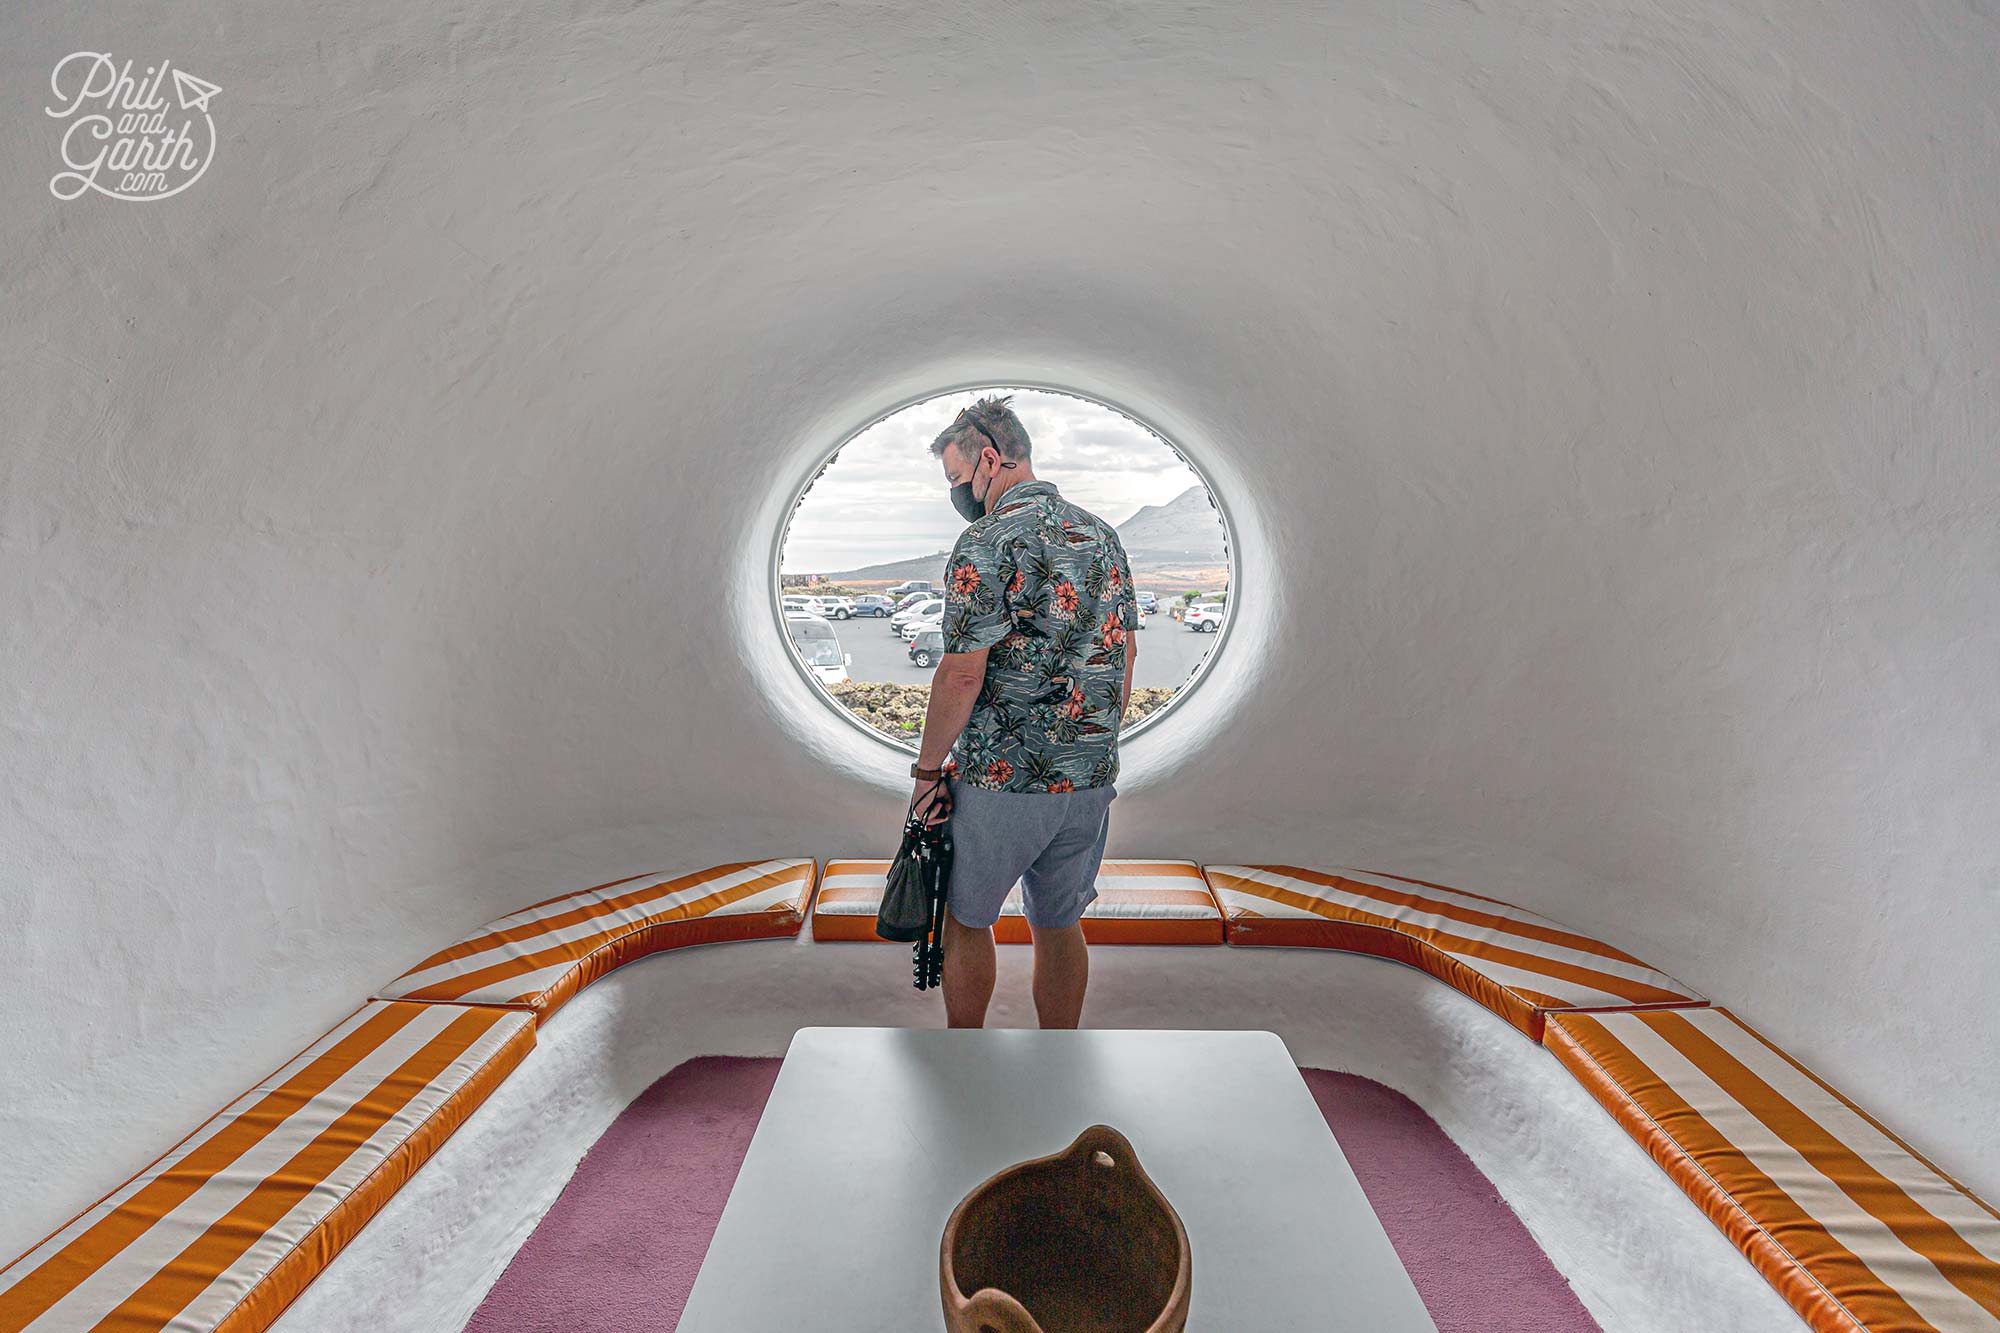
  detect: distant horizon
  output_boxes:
[810,480,1211,577]
[779,388,1206,574]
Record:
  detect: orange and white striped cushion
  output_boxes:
[812,859,1223,945]
[808,860,900,941]
[1544,1007,2000,1333]
[0,1001,532,1333]
[373,858,816,1019]
[1203,864,1704,1038]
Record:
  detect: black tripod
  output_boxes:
[875,787,956,990]
[910,814,953,991]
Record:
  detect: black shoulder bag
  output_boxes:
[875,780,954,990]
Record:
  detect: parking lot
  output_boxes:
[824,609,1223,691]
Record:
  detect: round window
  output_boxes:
[776,386,1235,754]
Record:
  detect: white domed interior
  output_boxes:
[4,1,1996,1327]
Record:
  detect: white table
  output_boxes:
[676,1027,1438,1332]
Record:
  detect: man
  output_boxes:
[905,393,1139,1030]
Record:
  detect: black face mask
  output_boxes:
[949,479,984,524]
[949,443,1016,523]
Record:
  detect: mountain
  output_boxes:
[818,486,1224,584]
[1111,485,1227,566]
[819,549,953,584]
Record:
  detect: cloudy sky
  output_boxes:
[781,387,1205,574]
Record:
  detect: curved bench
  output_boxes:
[0,1002,531,1333]
[1546,1007,2000,1333]
[373,858,818,1021]
[1201,861,1999,1333]
[1202,863,1707,1040]
[811,857,1224,944]
[281,932,1793,1333]
[8,852,1992,1333]
[0,858,815,1333]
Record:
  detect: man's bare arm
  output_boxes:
[917,648,989,770]
[1120,629,1137,718]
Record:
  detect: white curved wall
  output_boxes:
[3,0,1996,1258]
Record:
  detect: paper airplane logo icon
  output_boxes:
[172,67,221,113]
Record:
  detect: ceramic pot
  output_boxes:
[939,1123,1191,1333]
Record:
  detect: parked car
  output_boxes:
[1183,601,1227,633]
[902,611,945,641]
[1135,590,1159,614]
[892,589,935,613]
[780,594,817,614]
[809,595,855,619]
[850,595,896,618]
[887,579,939,599]
[907,627,945,668]
[890,597,943,634]
[783,611,850,684]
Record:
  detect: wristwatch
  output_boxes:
[910,762,947,780]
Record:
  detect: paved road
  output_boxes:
[825,611,1223,691]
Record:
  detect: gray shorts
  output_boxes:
[944,776,1118,930]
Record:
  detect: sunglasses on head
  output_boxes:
[957,413,1013,466]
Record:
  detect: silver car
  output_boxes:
[889,597,943,635]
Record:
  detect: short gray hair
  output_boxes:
[929,393,1032,464]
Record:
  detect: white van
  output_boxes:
[784,611,851,685]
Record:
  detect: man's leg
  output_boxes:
[938,776,1045,1029]
[1019,785,1114,1030]
[1026,920,1088,1029]
[942,910,995,1028]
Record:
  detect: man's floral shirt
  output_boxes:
[938,479,1138,793]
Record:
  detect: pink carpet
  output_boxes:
[467,1056,1599,1332]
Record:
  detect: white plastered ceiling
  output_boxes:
[1,0,1995,1262]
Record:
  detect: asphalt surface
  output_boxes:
[825,609,1223,691]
